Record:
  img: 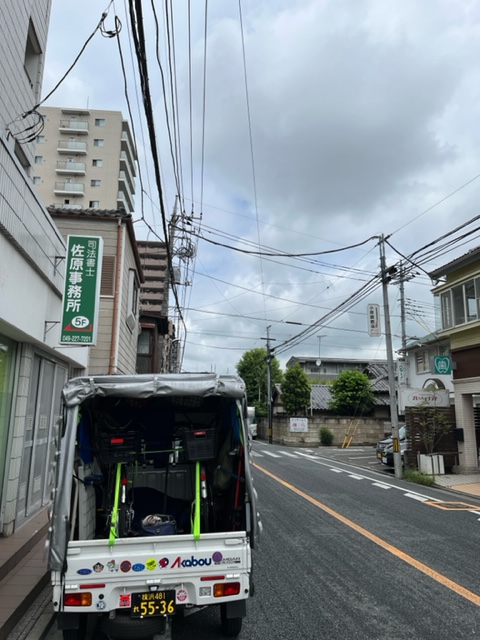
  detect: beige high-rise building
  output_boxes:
[33,106,136,212]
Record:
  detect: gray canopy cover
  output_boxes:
[48,373,250,572]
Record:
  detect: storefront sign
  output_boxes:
[60,236,103,345]
[398,388,450,412]
[433,356,451,375]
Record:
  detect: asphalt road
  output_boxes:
[45,443,480,639]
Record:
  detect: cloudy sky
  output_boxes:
[42,0,480,374]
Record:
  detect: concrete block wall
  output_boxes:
[258,415,390,447]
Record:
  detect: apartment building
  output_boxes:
[0,2,88,539]
[136,240,176,373]
[34,106,136,213]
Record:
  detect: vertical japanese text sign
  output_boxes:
[367,303,381,337]
[60,236,103,345]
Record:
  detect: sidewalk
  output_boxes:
[433,474,480,497]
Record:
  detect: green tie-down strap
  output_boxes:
[193,460,201,541]
[109,463,122,546]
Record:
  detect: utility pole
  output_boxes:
[379,235,402,479]
[261,326,275,444]
[398,262,407,353]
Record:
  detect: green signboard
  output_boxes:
[434,356,451,375]
[60,236,103,345]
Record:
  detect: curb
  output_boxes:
[6,584,55,640]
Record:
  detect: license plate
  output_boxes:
[131,590,176,618]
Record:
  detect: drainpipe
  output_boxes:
[109,220,124,374]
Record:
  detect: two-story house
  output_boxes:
[48,207,144,375]
[430,247,480,473]
[398,333,454,413]
[286,356,389,382]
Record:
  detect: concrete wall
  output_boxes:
[259,415,391,447]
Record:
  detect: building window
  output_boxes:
[415,351,430,374]
[24,19,42,97]
[36,135,45,143]
[89,200,99,208]
[128,269,139,315]
[439,278,480,330]
[90,179,101,187]
[34,155,43,164]
[32,176,41,184]
[95,118,106,126]
[93,138,104,147]
[92,159,103,167]
[138,329,152,355]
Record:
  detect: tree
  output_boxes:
[236,348,283,416]
[329,369,375,416]
[282,363,311,415]
[415,405,452,454]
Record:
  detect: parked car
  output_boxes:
[376,425,406,460]
[381,440,408,468]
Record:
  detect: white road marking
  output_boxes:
[404,493,429,502]
[348,475,363,480]
[261,451,282,458]
[330,468,342,473]
[279,451,299,458]
[372,482,391,489]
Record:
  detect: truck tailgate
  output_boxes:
[52,531,251,614]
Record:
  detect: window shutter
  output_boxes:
[101,255,116,296]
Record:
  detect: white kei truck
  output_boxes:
[48,373,260,640]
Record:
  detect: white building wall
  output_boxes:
[0,1,88,535]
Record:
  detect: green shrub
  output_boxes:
[320,427,334,446]
[403,469,435,486]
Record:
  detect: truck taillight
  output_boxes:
[64,592,92,607]
[214,582,241,598]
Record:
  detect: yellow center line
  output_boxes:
[254,462,480,607]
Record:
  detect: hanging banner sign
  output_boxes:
[367,304,381,337]
[60,235,103,345]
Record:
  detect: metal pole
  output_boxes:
[266,326,273,444]
[379,235,402,479]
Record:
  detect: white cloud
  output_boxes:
[43,0,480,374]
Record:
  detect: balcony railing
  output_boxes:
[57,140,87,154]
[56,160,86,174]
[119,169,135,194]
[54,181,85,195]
[117,187,134,213]
[59,120,89,134]
[53,203,83,210]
